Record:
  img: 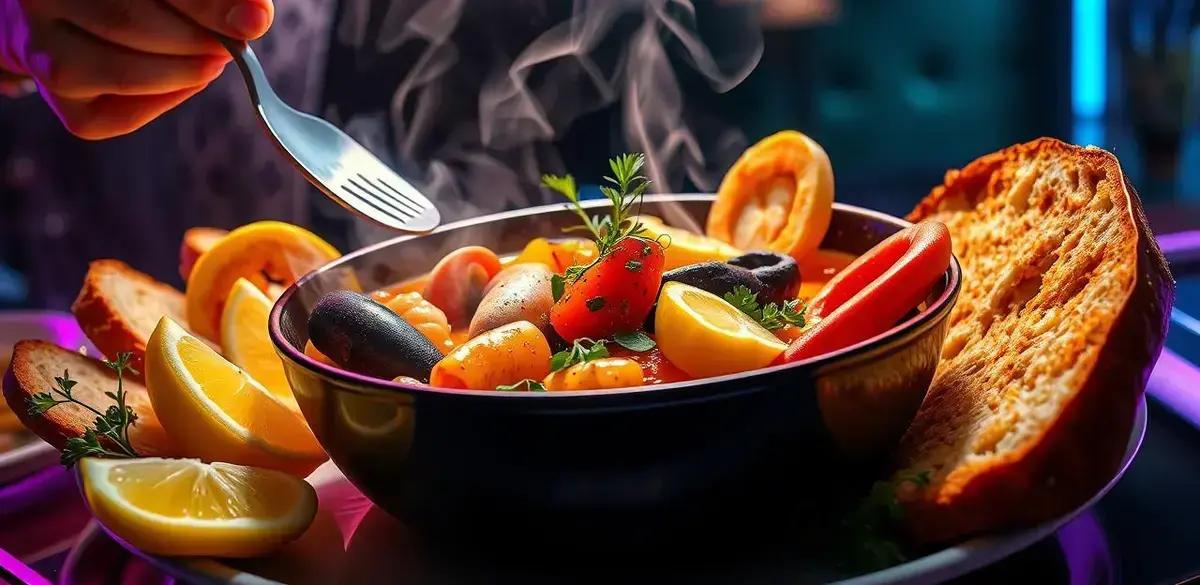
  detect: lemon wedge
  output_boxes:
[79,457,316,557]
[186,221,340,341]
[146,317,326,476]
[640,215,744,271]
[654,281,787,378]
[221,278,295,405]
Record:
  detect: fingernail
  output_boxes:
[226,2,270,39]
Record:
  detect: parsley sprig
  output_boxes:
[542,153,656,286]
[842,470,932,570]
[722,286,807,330]
[550,338,609,372]
[27,352,141,467]
[549,333,657,374]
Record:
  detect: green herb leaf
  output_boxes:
[27,352,141,467]
[563,264,587,282]
[625,260,642,272]
[496,379,547,392]
[27,392,64,416]
[723,286,762,320]
[840,470,933,571]
[541,153,654,283]
[612,331,656,352]
[723,286,807,331]
[759,299,807,331]
[549,338,609,373]
[550,274,565,302]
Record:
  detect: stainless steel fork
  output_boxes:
[218,37,440,232]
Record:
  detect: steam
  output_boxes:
[333,0,764,245]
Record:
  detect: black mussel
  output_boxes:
[661,261,767,299]
[645,262,767,332]
[309,290,442,381]
[727,251,800,303]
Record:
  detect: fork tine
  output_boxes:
[345,176,419,218]
[373,176,429,211]
[340,181,414,222]
[356,174,423,214]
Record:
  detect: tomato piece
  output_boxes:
[609,345,691,384]
[423,246,503,329]
[549,239,665,341]
[781,221,952,362]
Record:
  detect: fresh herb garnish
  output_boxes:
[612,331,656,352]
[550,338,609,372]
[550,274,566,302]
[723,285,807,331]
[760,299,806,330]
[497,379,548,392]
[27,352,141,467]
[541,153,655,282]
[625,260,642,272]
[841,470,932,570]
[585,296,606,312]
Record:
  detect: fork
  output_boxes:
[218,36,440,232]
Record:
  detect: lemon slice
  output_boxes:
[221,278,295,405]
[79,457,316,557]
[654,281,787,378]
[186,221,341,341]
[640,215,744,271]
[146,317,327,476]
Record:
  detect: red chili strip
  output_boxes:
[781,221,952,362]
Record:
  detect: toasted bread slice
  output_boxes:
[180,227,228,282]
[2,340,175,456]
[898,138,1174,543]
[72,260,190,373]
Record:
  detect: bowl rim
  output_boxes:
[270,194,961,400]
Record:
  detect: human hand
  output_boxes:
[0,0,274,139]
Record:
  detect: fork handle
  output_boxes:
[216,35,276,107]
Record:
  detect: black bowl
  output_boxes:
[270,195,961,549]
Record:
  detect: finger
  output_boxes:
[45,85,208,140]
[60,0,226,56]
[24,24,226,99]
[163,0,274,40]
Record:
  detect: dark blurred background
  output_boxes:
[1,0,1197,310]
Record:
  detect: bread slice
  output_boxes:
[2,340,175,457]
[897,138,1174,543]
[72,260,189,373]
[180,227,228,281]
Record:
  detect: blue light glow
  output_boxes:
[1072,0,1106,145]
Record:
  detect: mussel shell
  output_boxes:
[728,251,800,303]
[309,290,443,381]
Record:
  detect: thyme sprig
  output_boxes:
[542,153,656,284]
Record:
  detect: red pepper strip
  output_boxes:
[781,221,952,362]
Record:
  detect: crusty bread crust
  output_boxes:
[71,259,189,373]
[899,138,1174,543]
[3,340,175,456]
[179,227,228,282]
